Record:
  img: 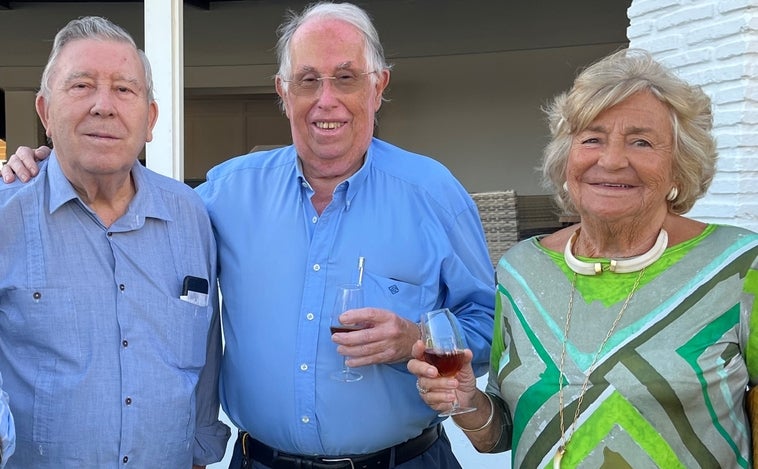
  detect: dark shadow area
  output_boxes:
[1,89,5,140]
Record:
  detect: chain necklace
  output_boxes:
[554,268,646,468]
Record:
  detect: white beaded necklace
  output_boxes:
[564,229,668,275]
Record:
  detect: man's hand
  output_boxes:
[1,145,51,183]
[332,308,422,366]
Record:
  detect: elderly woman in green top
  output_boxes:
[409,48,758,468]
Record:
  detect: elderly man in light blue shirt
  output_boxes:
[0,16,228,468]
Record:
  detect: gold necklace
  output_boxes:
[554,268,646,468]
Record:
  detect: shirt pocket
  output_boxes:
[162,297,213,370]
[1,288,81,359]
[360,272,436,319]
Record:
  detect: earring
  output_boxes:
[562,182,569,192]
[666,186,678,202]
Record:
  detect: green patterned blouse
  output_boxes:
[489,224,758,468]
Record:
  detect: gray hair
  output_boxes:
[542,48,716,215]
[38,16,154,102]
[275,1,391,94]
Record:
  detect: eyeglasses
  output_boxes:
[283,70,376,96]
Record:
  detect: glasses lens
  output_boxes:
[289,71,370,96]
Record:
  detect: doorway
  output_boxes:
[184,93,292,185]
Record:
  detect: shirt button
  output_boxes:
[32,291,42,300]
[119,284,125,291]
[311,216,318,223]
[300,363,308,371]
[301,416,310,424]
[125,397,132,405]
[306,313,314,321]
[122,456,128,463]
[122,340,128,347]
[313,264,320,271]
[107,232,113,237]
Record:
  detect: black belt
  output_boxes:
[238,423,441,469]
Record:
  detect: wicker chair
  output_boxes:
[470,190,519,267]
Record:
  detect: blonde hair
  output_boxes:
[542,48,716,215]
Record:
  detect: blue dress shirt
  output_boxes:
[197,138,495,456]
[0,154,230,468]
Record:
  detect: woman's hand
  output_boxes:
[407,339,478,413]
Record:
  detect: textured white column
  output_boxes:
[144,0,184,181]
[628,0,758,232]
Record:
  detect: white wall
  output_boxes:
[628,0,758,232]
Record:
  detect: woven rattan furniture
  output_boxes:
[470,190,519,267]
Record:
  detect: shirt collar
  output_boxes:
[47,152,173,225]
[294,140,374,210]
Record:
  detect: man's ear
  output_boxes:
[373,69,390,111]
[275,76,291,119]
[35,95,52,138]
[145,101,159,143]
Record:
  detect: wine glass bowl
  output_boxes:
[330,283,364,382]
[420,308,476,416]
[422,346,466,377]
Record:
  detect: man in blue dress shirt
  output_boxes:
[0,16,229,468]
[199,3,495,468]
[2,3,495,468]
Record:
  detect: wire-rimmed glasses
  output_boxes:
[282,70,377,96]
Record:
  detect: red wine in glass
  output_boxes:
[423,349,466,377]
[420,308,477,416]
[330,284,364,382]
[330,325,363,335]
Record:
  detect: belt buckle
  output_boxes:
[321,457,355,469]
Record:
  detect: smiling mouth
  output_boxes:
[315,121,344,130]
[593,183,635,188]
[86,133,117,139]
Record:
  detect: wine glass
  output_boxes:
[330,283,364,382]
[420,308,476,416]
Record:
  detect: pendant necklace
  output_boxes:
[553,268,646,468]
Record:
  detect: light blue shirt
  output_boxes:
[197,138,495,455]
[0,154,230,468]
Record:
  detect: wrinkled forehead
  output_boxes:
[55,38,144,79]
[289,18,368,73]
